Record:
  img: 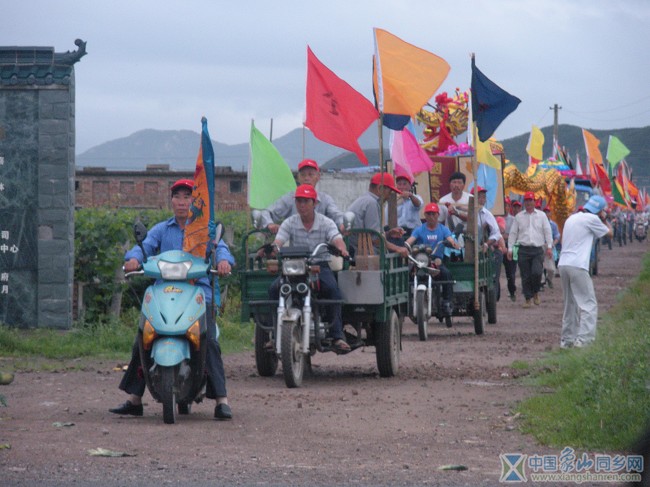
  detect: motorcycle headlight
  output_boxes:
[282,258,307,276]
[415,253,430,266]
[158,260,192,280]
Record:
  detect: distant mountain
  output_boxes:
[76,124,650,187]
[76,125,390,172]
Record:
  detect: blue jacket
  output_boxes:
[124,216,235,305]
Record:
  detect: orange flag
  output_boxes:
[183,118,215,258]
[582,128,603,167]
[373,28,450,117]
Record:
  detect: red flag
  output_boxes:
[305,46,379,165]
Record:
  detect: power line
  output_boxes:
[562,107,650,123]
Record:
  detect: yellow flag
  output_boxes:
[373,28,450,116]
[526,125,544,161]
[476,137,501,170]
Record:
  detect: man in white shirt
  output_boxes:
[558,195,612,348]
[439,171,471,232]
[507,191,553,308]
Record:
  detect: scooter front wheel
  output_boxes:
[161,367,177,424]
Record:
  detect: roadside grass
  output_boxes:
[0,293,254,370]
[516,251,650,451]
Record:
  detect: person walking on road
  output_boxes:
[507,192,553,308]
[558,195,612,348]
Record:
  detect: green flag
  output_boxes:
[606,135,630,169]
[248,122,296,209]
[610,175,628,208]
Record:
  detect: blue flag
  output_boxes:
[471,56,521,142]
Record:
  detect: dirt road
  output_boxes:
[1,242,647,486]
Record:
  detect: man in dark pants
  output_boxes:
[109,179,235,420]
[263,184,350,351]
[506,192,553,308]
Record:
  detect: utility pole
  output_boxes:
[549,103,562,145]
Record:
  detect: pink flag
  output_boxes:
[390,128,433,178]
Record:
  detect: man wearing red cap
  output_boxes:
[507,191,553,308]
[405,202,461,315]
[260,159,344,234]
[264,184,350,351]
[111,179,235,420]
[503,198,520,301]
[395,175,423,238]
[346,172,410,257]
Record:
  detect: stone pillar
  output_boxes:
[0,40,86,328]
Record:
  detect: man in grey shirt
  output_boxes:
[347,172,409,258]
[265,184,351,351]
[260,159,344,233]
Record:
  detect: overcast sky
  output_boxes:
[3,0,650,154]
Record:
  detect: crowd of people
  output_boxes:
[107,159,648,420]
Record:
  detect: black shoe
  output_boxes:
[109,400,143,416]
[214,403,232,421]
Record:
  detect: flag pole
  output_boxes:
[378,113,386,228]
[469,54,480,311]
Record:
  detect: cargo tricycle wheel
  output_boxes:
[376,309,400,377]
[255,324,278,377]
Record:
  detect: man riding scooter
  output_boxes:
[109,179,235,421]
[405,203,461,317]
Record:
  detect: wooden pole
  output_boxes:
[469,56,480,311]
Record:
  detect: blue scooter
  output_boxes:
[125,221,223,424]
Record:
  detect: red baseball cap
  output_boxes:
[543,206,552,212]
[370,172,401,193]
[298,159,319,171]
[505,197,511,205]
[424,202,440,214]
[395,173,414,184]
[512,200,522,206]
[295,184,317,200]
[470,185,487,195]
[171,179,194,193]
[524,191,535,200]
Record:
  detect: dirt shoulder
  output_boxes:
[0,242,647,486]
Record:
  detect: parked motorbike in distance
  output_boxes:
[124,220,224,424]
[405,240,454,341]
[634,218,647,242]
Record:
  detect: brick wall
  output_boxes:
[75,165,248,211]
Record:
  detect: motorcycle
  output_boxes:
[260,242,347,388]
[405,240,454,340]
[124,221,224,424]
[635,219,648,242]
